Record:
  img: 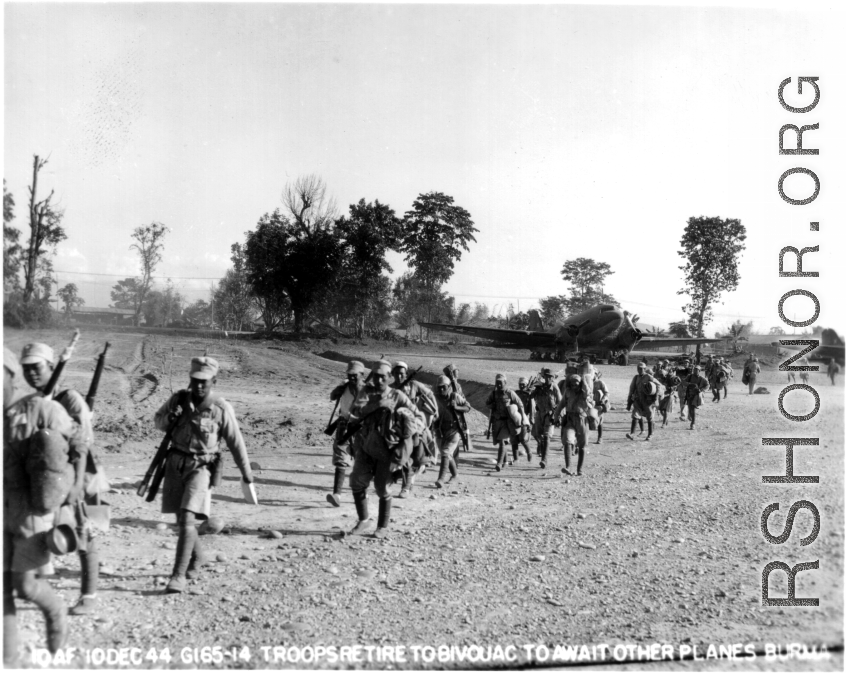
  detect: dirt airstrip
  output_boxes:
[3,328,843,670]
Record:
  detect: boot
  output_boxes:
[495,444,506,471]
[522,441,533,462]
[186,538,206,580]
[562,443,572,474]
[398,466,411,498]
[435,457,450,489]
[70,545,100,615]
[3,575,17,667]
[349,490,372,535]
[373,498,392,539]
[326,467,345,507]
[577,446,586,476]
[637,419,645,435]
[539,438,548,469]
[645,420,653,442]
[596,425,603,444]
[626,419,637,441]
[166,524,197,593]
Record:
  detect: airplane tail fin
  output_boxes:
[821,328,844,346]
[528,309,544,331]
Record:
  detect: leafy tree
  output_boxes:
[57,283,84,321]
[332,199,403,336]
[400,192,477,321]
[244,209,342,332]
[4,179,22,290]
[769,326,786,336]
[668,320,692,338]
[677,216,747,359]
[507,311,530,330]
[455,303,472,325]
[471,302,489,322]
[182,299,213,328]
[110,277,142,313]
[129,222,168,326]
[212,243,255,331]
[142,279,183,327]
[393,272,456,334]
[23,156,66,303]
[539,296,567,326]
[559,258,618,315]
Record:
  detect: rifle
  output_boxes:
[137,394,189,501]
[85,342,111,411]
[42,329,81,397]
[337,366,424,445]
[485,412,492,440]
[445,370,469,452]
[324,396,342,436]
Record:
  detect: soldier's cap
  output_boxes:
[4,347,21,377]
[637,362,647,370]
[372,361,392,376]
[568,374,582,385]
[437,375,451,387]
[693,365,701,371]
[346,360,365,375]
[392,361,409,371]
[518,376,528,384]
[190,356,219,380]
[20,342,54,365]
[540,367,554,377]
[495,373,507,382]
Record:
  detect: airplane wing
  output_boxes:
[418,322,554,347]
[636,337,723,350]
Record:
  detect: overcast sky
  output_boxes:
[4,3,845,334]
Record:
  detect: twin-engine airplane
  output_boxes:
[775,328,845,366]
[420,304,720,365]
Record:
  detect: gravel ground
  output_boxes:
[4,328,842,670]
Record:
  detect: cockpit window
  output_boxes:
[600,305,616,312]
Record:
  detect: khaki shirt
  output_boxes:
[529,384,561,417]
[154,391,251,477]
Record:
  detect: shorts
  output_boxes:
[162,452,212,520]
[332,419,353,468]
[349,448,395,499]
[532,414,555,439]
[4,529,51,574]
[437,431,461,458]
[630,399,654,421]
[491,418,519,444]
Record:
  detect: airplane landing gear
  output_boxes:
[617,353,629,366]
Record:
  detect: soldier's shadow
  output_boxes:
[110,516,175,530]
[219,475,326,492]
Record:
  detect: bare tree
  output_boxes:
[130,222,168,325]
[23,155,67,302]
[281,174,338,238]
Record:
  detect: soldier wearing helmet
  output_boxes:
[743,355,761,395]
[675,357,693,421]
[682,365,710,430]
[528,367,562,470]
[432,375,472,488]
[626,362,661,441]
[391,361,438,499]
[485,374,529,471]
[591,370,610,444]
[512,377,535,463]
[553,373,592,475]
[326,361,369,507]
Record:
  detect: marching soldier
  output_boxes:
[626,363,660,441]
[798,356,810,384]
[326,361,369,507]
[682,365,710,430]
[391,361,438,498]
[529,368,561,469]
[513,377,534,462]
[592,371,609,444]
[347,362,417,538]
[485,374,529,471]
[742,355,760,394]
[554,374,591,476]
[19,342,106,616]
[675,357,693,421]
[827,358,840,386]
[443,364,464,395]
[432,375,471,488]
[658,372,680,428]
[709,357,730,402]
[153,357,254,594]
[4,348,77,662]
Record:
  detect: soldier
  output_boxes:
[703,354,714,381]
[798,356,810,384]
[709,358,730,402]
[485,374,529,471]
[513,377,534,462]
[391,361,438,499]
[442,364,471,453]
[432,376,471,488]
[675,357,693,421]
[827,358,840,386]
[658,372,680,428]
[347,362,417,538]
[19,342,107,617]
[554,374,591,476]
[153,357,254,594]
[528,368,561,469]
[592,371,609,444]
[626,362,660,441]
[326,361,368,507]
[742,355,761,394]
[4,348,77,661]
[682,365,710,430]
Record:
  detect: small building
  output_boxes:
[68,307,136,325]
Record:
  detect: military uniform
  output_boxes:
[513,378,535,461]
[327,361,369,506]
[433,376,471,488]
[709,360,730,402]
[682,367,710,429]
[4,348,76,661]
[391,361,437,498]
[527,370,560,468]
[553,375,591,474]
[348,363,417,538]
[486,374,529,471]
[592,376,609,443]
[827,359,840,386]
[153,357,254,593]
[627,365,661,440]
[742,357,761,394]
[675,361,693,420]
[657,373,680,427]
